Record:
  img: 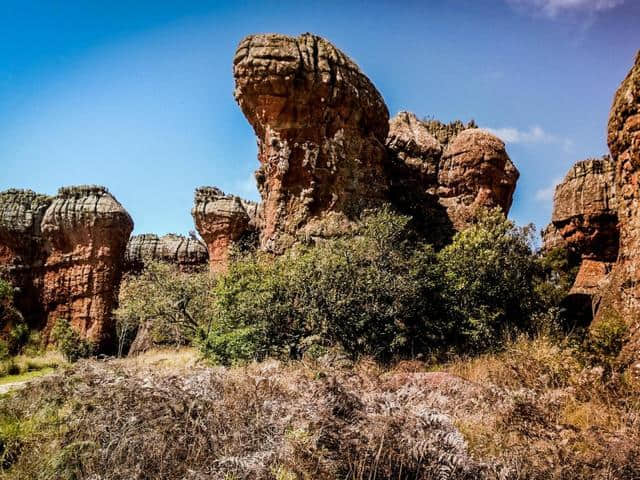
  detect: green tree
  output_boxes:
[115,262,215,355]
[437,208,539,351]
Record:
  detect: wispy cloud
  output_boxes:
[535,176,562,202]
[236,171,259,198]
[485,126,573,152]
[506,0,625,17]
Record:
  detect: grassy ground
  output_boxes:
[0,340,638,479]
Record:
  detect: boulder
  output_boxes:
[191,187,258,272]
[233,33,389,253]
[125,233,208,273]
[385,112,519,242]
[438,129,519,231]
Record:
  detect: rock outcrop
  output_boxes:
[385,112,519,244]
[543,157,618,261]
[542,157,619,324]
[0,186,133,350]
[0,189,52,325]
[125,233,208,273]
[233,33,390,253]
[191,187,258,272]
[194,33,520,269]
[592,51,640,366]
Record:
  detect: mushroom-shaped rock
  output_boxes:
[233,33,390,253]
[437,129,519,230]
[192,187,258,272]
[125,234,209,273]
[0,189,52,324]
[40,186,133,349]
[593,51,640,367]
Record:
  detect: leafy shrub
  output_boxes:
[51,319,94,362]
[437,208,540,351]
[7,323,29,356]
[584,309,628,369]
[115,262,215,355]
[202,208,447,364]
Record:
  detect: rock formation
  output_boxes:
[592,51,640,367]
[0,189,52,325]
[385,111,519,244]
[542,157,619,324]
[0,186,133,350]
[233,33,390,253]
[125,233,208,273]
[543,157,618,261]
[191,187,258,272]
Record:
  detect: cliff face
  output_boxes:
[191,187,258,272]
[233,33,390,253]
[592,51,640,366]
[0,186,133,350]
[125,234,208,273]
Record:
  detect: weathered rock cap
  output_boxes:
[233,32,389,138]
[0,189,52,248]
[125,233,208,272]
[41,185,133,237]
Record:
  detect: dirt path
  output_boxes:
[0,379,33,394]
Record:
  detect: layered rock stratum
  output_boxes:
[125,233,208,273]
[0,186,133,349]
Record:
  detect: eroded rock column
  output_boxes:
[41,186,133,349]
[233,33,390,253]
[125,233,209,273]
[192,187,258,272]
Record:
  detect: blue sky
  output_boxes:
[1,0,639,238]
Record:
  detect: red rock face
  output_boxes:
[233,33,390,253]
[40,186,133,349]
[125,233,208,273]
[544,157,618,262]
[385,112,519,243]
[438,129,519,230]
[0,186,133,350]
[593,51,640,367]
[191,187,258,272]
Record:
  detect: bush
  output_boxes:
[115,262,215,356]
[51,319,94,362]
[437,208,540,351]
[202,208,448,364]
[204,208,542,365]
[584,309,628,369]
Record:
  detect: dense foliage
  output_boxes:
[51,319,94,362]
[114,263,214,355]
[201,208,544,364]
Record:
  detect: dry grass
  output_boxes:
[0,337,638,479]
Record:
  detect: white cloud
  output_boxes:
[535,176,562,202]
[236,171,259,197]
[484,126,572,152]
[507,0,625,17]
